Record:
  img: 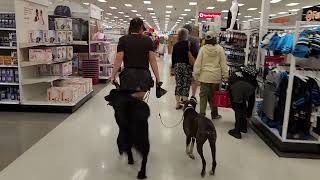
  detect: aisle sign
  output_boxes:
[302,5,320,21]
[199,12,222,19]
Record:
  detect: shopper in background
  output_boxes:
[172,28,193,109]
[193,31,228,119]
[183,24,200,100]
[111,17,161,100]
[228,66,258,139]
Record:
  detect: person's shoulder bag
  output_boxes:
[188,42,196,65]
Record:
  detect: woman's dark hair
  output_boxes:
[205,37,217,45]
[177,28,189,42]
[129,17,146,34]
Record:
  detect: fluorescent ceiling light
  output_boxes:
[238,13,241,15]
[143,1,151,4]
[119,19,123,21]
[140,17,144,19]
[124,15,129,17]
[224,17,228,19]
[165,14,170,17]
[123,21,127,22]
[185,9,191,12]
[83,2,89,5]
[118,12,124,14]
[152,16,157,19]
[181,14,187,16]
[270,0,282,3]
[248,19,253,21]
[114,16,119,18]
[97,0,106,2]
[106,13,112,15]
[124,4,132,7]
[111,20,115,22]
[269,14,276,17]
[242,21,247,23]
[166,11,172,14]
[207,7,215,10]
[201,20,206,23]
[302,5,312,9]
[147,8,154,11]
[289,9,300,12]
[221,10,228,13]
[110,7,117,9]
[254,17,260,20]
[217,0,226,2]
[248,8,257,11]
[286,3,299,7]
[150,12,156,15]
[238,3,245,6]
[278,12,288,14]
[136,14,141,16]
[189,2,197,6]
[244,15,252,18]
[166,5,173,8]
[179,17,184,19]
[131,10,138,12]
[190,18,195,21]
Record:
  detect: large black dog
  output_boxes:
[105,89,150,179]
[183,97,217,177]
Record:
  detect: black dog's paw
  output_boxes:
[201,171,206,178]
[137,171,147,179]
[210,169,215,176]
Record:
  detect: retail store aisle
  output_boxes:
[0,55,319,180]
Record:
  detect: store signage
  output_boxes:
[302,5,320,22]
[90,4,103,20]
[198,12,222,19]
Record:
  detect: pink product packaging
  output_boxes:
[66,46,73,60]
[60,61,72,76]
[29,49,53,62]
[28,30,43,43]
[55,18,72,31]
[61,86,79,103]
[47,87,62,102]
[57,31,67,43]
[66,31,73,43]
[43,30,56,44]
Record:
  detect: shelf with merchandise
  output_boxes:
[0,99,19,104]
[20,59,72,67]
[0,82,19,86]
[0,65,18,68]
[0,46,17,50]
[0,28,16,31]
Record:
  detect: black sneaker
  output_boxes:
[228,129,242,139]
[241,128,248,133]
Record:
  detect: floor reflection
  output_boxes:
[0,112,68,171]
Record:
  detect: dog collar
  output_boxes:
[184,105,194,113]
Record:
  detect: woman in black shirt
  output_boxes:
[172,28,193,109]
[111,18,160,100]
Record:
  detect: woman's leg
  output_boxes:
[174,64,183,108]
[210,83,220,119]
[199,83,211,115]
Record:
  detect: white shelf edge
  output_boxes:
[90,41,111,44]
[0,82,19,86]
[0,28,16,31]
[0,65,18,68]
[0,46,17,50]
[99,64,113,67]
[21,76,61,85]
[19,43,76,49]
[20,59,72,67]
[0,100,19,104]
[21,90,93,106]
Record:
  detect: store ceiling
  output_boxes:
[3,0,319,31]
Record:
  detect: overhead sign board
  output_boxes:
[302,5,320,21]
[199,12,222,19]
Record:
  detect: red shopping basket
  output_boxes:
[212,82,231,108]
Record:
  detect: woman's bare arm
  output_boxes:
[111,52,124,82]
[149,51,160,83]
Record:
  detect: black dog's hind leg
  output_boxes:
[127,146,134,165]
[186,136,191,155]
[187,137,196,159]
[197,134,207,177]
[208,134,217,175]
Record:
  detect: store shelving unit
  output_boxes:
[2,0,94,113]
[251,9,320,158]
[0,12,19,106]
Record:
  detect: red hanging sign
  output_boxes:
[198,12,222,19]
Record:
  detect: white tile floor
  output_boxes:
[0,55,319,180]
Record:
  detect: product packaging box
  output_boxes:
[57,31,67,43]
[38,65,52,76]
[51,46,67,61]
[66,46,73,60]
[66,31,73,43]
[47,87,62,102]
[28,30,43,43]
[55,18,72,31]
[60,61,72,76]
[61,86,79,103]
[29,49,53,62]
[43,30,56,44]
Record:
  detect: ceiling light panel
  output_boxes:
[207,7,215,10]
[131,10,138,12]
[143,1,151,4]
[217,0,226,2]
[189,2,197,6]
[110,7,117,9]
[248,8,258,11]
[166,11,172,14]
[124,4,132,7]
[270,0,282,3]
[278,12,288,14]
[238,3,245,6]
[185,9,191,12]
[221,10,228,13]
[147,8,154,11]
[166,5,173,8]
[97,0,106,2]
[286,3,300,7]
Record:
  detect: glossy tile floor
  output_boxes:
[0,55,319,180]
